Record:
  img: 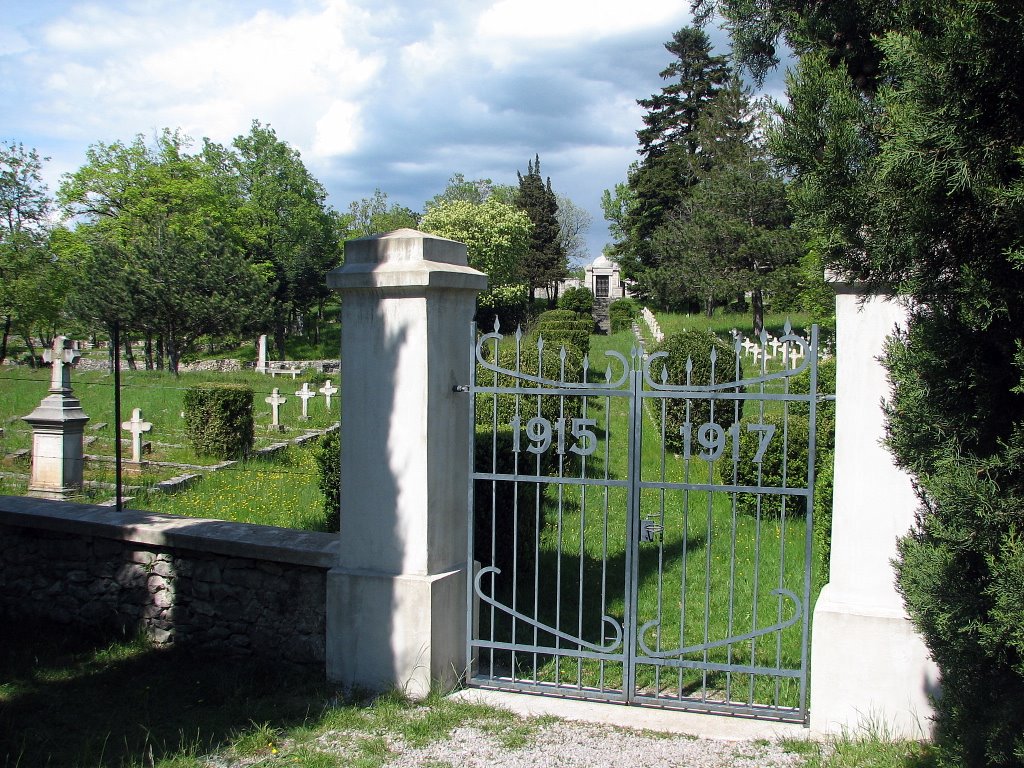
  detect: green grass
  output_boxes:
[130,445,331,531]
[0,365,338,511]
[0,617,548,768]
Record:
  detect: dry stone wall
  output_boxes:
[0,496,337,670]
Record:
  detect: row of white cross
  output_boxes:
[264,381,338,427]
[730,329,806,364]
[118,381,340,461]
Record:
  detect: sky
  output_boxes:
[0,0,789,262]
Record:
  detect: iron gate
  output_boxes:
[466,321,819,723]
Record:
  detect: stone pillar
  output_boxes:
[257,334,268,373]
[23,336,90,499]
[325,228,487,696]
[810,281,939,737]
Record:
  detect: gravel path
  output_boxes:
[382,722,804,768]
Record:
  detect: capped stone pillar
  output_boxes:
[23,336,90,500]
[325,228,487,696]
[810,280,939,737]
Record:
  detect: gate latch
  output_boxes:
[639,517,663,542]
[452,385,470,393]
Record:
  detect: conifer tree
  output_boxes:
[515,155,566,305]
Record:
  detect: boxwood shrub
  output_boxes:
[182,383,254,459]
[609,298,640,333]
[312,428,340,532]
[651,329,741,452]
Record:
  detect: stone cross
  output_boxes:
[43,336,82,393]
[319,380,338,410]
[295,382,316,419]
[121,407,152,463]
[265,388,286,428]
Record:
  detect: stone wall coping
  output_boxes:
[0,495,339,568]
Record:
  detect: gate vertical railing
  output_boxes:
[467,321,820,723]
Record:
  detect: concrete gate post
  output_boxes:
[325,229,487,697]
[810,280,940,737]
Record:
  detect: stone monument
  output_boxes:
[23,336,90,499]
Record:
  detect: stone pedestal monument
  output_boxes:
[23,336,90,499]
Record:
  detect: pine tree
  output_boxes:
[515,155,566,305]
[619,26,729,285]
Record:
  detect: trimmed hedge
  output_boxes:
[312,429,340,533]
[475,342,585,426]
[609,298,639,333]
[182,383,254,459]
[651,329,741,452]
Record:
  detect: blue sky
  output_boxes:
[0,0,788,261]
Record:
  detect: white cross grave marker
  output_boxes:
[266,388,287,429]
[43,336,82,393]
[295,382,316,419]
[121,407,152,464]
[319,380,338,410]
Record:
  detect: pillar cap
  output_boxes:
[328,228,488,292]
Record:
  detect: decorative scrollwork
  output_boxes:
[636,588,802,659]
[474,566,625,654]
[475,327,632,390]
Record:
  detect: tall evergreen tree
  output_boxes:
[515,155,566,305]
[618,26,729,287]
[700,2,1024,763]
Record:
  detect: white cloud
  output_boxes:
[477,0,686,43]
[313,99,363,157]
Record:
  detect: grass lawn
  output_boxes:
[0,366,338,513]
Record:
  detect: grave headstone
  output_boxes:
[265,388,286,430]
[257,334,268,373]
[295,382,316,419]
[23,336,89,499]
[319,380,338,410]
[121,407,153,464]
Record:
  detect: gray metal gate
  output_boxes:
[466,321,819,723]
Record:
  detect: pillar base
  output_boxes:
[810,584,940,738]
[326,566,467,698]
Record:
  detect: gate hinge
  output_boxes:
[452,384,470,393]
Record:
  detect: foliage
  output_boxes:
[226,121,342,359]
[554,193,592,265]
[651,329,740,452]
[312,429,340,532]
[183,383,255,459]
[0,142,67,364]
[608,298,640,333]
[529,310,592,356]
[700,1,1024,763]
[735,412,810,518]
[345,188,419,237]
[515,155,567,304]
[476,283,531,333]
[419,197,531,289]
[557,286,594,315]
[473,425,538,583]
[59,130,273,373]
[614,27,729,285]
[424,172,517,210]
[475,341,584,427]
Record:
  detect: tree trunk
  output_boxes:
[704,295,714,318]
[0,315,10,365]
[144,333,154,370]
[166,332,179,375]
[751,288,764,337]
[21,329,38,367]
[123,336,137,371]
[274,323,287,361]
[156,336,165,371]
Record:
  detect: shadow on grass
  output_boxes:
[0,616,333,768]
